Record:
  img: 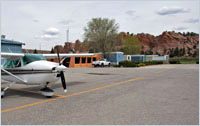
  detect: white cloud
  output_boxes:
[44,27,59,35]
[40,34,58,40]
[156,6,190,15]
[184,18,199,23]
[1,1,198,50]
[173,26,188,31]
[125,10,136,16]
[35,27,60,40]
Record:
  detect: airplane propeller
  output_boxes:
[56,47,67,93]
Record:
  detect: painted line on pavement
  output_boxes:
[153,67,175,74]
[1,77,143,113]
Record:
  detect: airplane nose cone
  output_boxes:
[55,65,67,72]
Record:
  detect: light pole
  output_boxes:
[66,28,69,42]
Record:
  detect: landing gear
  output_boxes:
[40,85,54,98]
[1,83,14,98]
[1,88,5,98]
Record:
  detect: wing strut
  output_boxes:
[1,68,27,83]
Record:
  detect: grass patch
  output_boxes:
[169,57,199,64]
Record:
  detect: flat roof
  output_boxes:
[1,38,25,45]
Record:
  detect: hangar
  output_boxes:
[1,36,25,64]
[1,35,25,53]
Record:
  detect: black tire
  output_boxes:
[46,96,52,98]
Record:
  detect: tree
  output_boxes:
[174,47,179,56]
[193,49,199,57]
[183,32,186,36]
[50,47,54,53]
[179,48,183,57]
[74,40,81,52]
[34,49,38,54]
[182,48,185,56]
[169,48,174,57]
[149,42,154,50]
[122,35,142,55]
[84,18,119,56]
[156,51,160,56]
[164,48,167,54]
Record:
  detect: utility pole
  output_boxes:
[66,28,69,42]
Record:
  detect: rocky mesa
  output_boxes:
[42,31,199,57]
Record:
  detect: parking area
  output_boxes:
[1,64,199,125]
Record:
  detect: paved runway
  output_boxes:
[1,64,199,125]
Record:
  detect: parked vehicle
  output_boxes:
[92,58,111,67]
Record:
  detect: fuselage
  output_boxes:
[1,54,66,85]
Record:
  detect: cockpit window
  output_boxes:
[22,54,46,65]
[3,54,46,68]
[3,59,21,68]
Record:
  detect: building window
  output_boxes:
[87,57,91,63]
[75,57,80,64]
[82,57,86,64]
[93,57,96,61]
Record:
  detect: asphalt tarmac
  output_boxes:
[1,64,199,125]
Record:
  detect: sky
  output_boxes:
[1,0,199,50]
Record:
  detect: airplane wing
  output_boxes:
[1,52,24,61]
[43,53,94,59]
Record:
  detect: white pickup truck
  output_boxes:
[92,58,111,67]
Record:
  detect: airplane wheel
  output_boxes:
[40,87,54,98]
[1,89,5,98]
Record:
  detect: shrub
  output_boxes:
[137,63,146,67]
[118,61,163,67]
[169,60,181,64]
[143,61,163,65]
[119,61,137,67]
[112,65,120,67]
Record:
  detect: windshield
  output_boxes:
[100,59,106,61]
[22,54,46,65]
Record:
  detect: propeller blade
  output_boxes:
[56,46,61,65]
[56,47,67,92]
[60,71,67,92]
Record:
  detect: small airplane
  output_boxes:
[1,48,93,98]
